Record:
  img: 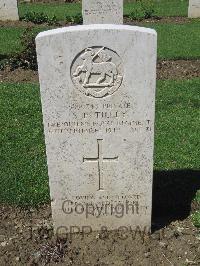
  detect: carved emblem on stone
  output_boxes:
[71,46,123,98]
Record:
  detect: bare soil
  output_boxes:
[157,59,200,80]
[1,60,200,83]
[0,20,36,27]
[0,203,199,266]
[0,170,200,265]
[0,16,197,28]
[0,66,38,83]
[125,16,196,25]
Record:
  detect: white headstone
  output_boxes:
[82,0,123,24]
[36,24,157,233]
[0,0,19,21]
[188,0,200,18]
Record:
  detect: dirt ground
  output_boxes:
[125,16,196,25]
[0,203,199,266]
[0,67,38,83]
[0,15,196,28]
[157,60,200,80]
[1,60,200,83]
[0,171,199,265]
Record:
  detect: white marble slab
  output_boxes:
[188,0,200,18]
[36,24,157,233]
[82,0,123,24]
[0,0,19,21]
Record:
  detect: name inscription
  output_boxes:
[47,101,152,134]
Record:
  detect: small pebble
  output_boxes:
[144,252,150,258]
[159,241,168,248]
[1,241,7,247]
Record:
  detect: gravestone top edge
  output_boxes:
[36,24,157,41]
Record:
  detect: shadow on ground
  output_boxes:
[0,54,8,60]
[152,169,200,231]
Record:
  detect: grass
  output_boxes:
[148,22,200,59]
[0,83,49,206]
[0,79,199,206]
[154,79,200,170]
[191,212,200,228]
[0,22,200,60]
[124,0,189,17]
[19,2,81,20]
[0,28,24,57]
[18,0,189,20]
[0,26,49,57]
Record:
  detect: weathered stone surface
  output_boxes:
[36,24,157,232]
[188,0,200,18]
[0,0,19,21]
[82,0,123,24]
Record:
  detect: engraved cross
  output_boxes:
[83,139,118,191]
